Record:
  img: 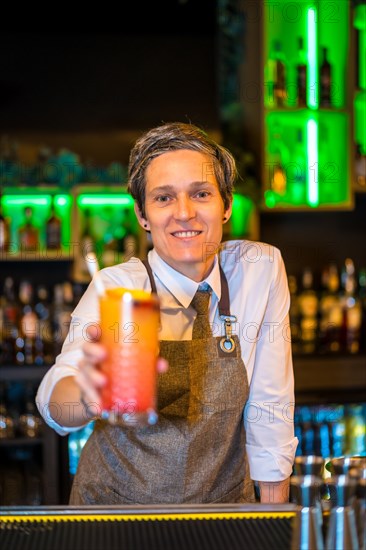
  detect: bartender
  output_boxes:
[36,122,298,505]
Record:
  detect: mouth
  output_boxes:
[171,230,202,239]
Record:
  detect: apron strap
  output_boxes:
[218,264,231,317]
[141,259,158,294]
[141,258,232,317]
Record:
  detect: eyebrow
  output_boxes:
[149,181,215,194]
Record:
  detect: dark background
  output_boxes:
[1,0,366,277]
[0,2,218,134]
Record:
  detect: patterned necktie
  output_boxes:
[191,287,212,339]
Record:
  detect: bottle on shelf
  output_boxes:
[296,36,307,108]
[18,206,39,253]
[120,207,139,262]
[101,207,118,268]
[272,40,287,107]
[269,122,288,197]
[18,382,43,438]
[290,128,307,204]
[318,263,342,354]
[0,189,10,253]
[17,280,43,366]
[45,196,62,250]
[319,46,332,107]
[78,208,96,277]
[359,267,366,352]
[340,258,362,354]
[34,284,54,365]
[345,404,366,456]
[288,274,301,355]
[0,382,15,439]
[298,267,319,354]
[53,282,74,355]
[0,277,20,365]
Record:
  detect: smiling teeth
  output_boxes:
[173,231,200,237]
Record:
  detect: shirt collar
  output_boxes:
[148,248,221,308]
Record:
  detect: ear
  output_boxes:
[134,202,150,231]
[222,200,233,224]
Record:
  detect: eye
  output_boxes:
[155,195,171,202]
[194,190,210,199]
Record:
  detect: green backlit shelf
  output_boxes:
[261,0,354,211]
[1,186,73,252]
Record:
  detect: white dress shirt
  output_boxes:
[36,239,298,482]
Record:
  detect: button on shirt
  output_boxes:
[36,239,298,482]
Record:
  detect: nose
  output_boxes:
[174,194,195,221]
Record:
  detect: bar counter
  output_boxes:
[0,503,298,550]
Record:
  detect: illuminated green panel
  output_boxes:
[77,194,134,207]
[77,194,138,255]
[318,0,349,109]
[231,194,254,237]
[354,3,366,90]
[264,1,349,109]
[1,189,72,250]
[355,91,366,154]
[264,111,350,208]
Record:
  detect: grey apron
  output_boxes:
[70,260,254,505]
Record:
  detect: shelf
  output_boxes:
[0,253,73,262]
[0,437,43,447]
[293,353,366,393]
[0,365,51,382]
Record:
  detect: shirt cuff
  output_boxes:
[246,437,299,481]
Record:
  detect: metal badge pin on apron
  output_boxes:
[219,314,237,353]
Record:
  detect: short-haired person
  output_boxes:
[36,122,298,505]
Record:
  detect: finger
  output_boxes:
[78,359,107,388]
[75,371,103,408]
[85,323,102,342]
[157,357,169,373]
[82,341,107,364]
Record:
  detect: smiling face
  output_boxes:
[134,149,232,282]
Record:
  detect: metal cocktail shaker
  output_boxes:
[290,473,325,550]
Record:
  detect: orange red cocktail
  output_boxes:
[99,288,160,426]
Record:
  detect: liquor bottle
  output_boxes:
[18,280,43,366]
[269,122,288,197]
[34,285,54,364]
[318,263,342,353]
[0,190,10,252]
[340,258,362,354]
[121,208,138,262]
[272,40,287,107]
[0,382,15,439]
[319,46,332,107]
[345,404,366,456]
[18,383,43,438]
[18,206,39,252]
[296,37,307,108]
[288,275,301,354]
[298,267,319,354]
[53,282,74,355]
[1,277,20,365]
[78,208,95,277]
[101,208,118,267]
[45,197,62,250]
[358,267,366,352]
[290,129,307,204]
[355,144,366,189]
